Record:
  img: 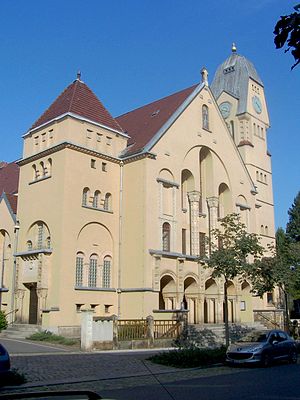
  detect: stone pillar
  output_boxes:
[216,295,223,323]
[81,309,94,351]
[36,288,48,325]
[187,191,201,255]
[207,196,219,231]
[197,294,204,324]
[15,289,25,323]
[176,257,185,306]
[146,315,154,347]
[112,314,118,350]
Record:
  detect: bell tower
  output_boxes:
[211,44,274,239]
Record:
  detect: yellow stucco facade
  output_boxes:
[0,49,277,333]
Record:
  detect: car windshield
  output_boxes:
[238,331,268,343]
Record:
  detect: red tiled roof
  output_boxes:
[5,193,18,214]
[116,84,198,156]
[31,79,124,132]
[0,162,19,195]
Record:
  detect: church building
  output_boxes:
[0,46,276,334]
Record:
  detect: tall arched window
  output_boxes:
[32,164,38,180]
[40,161,46,177]
[202,105,209,130]
[37,223,44,249]
[103,193,112,211]
[82,188,90,206]
[46,158,52,176]
[76,252,84,287]
[162,222,171,252]
[93,190,100,208]
[88,254,98,287]
[103,256,111,288]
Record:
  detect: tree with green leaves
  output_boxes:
[274,4,300,69]
[201,213,264,347]
[286,191,300,242]
[249,227,300,330]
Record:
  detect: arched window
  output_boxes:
[93,190,100,208]
[40,161,46,177]
[103,193,112,211]
[76,252,84,287]
[32,164,38,180]
[37,223,44,249]
[202,105,209,130]
[88,254,98,287]
[82,188,89,206]
[46,158,52,176]
[162,222,171,252]
[103,256,111,288]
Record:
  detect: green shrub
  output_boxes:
[27,330,78,345]
[0,310,8,332]
[0,368,27,387]
[149,346,226,368]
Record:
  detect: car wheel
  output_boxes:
[261,353,272,367]
[289,350,298,364]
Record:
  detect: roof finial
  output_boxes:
[232,43,237,53]
[201,67,208,86]
[77,70,81,80]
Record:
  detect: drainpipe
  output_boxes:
[117,161,124,318]
[11,222,20,324]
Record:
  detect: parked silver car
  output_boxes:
[226,329,298,367]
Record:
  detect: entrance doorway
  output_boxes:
[24,283,38,324]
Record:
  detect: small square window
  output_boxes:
[91,159,96,168]
[240,301,246,311]
[76,304,84,313]
[102,162,107,172]
[86,129,92,139]
[104,304,112,313]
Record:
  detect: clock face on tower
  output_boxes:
[219,101,231,118]
[252,95,262,114]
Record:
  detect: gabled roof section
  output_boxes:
[0,162,19,195]
[0,192,17,219]
[31,79,124,132]
[116,84,198,157]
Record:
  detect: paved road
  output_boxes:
[0,338,75,354]
[1,339,299,400]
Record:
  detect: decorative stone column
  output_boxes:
[37,288,48,324]
[207,196,219,231]
[176,257,185,307]
[187,191,201,255]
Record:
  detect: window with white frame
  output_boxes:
[103,193,112,211]
[202,105,209,130]
[76,254,84,286]
[88,255,98,287]
[82,188,89,206]
[162,222,171,252]
[103,257,111,288]
[37,223,44,249]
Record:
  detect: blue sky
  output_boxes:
[0,0,298,230]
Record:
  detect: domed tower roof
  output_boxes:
[211,44,263,115]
